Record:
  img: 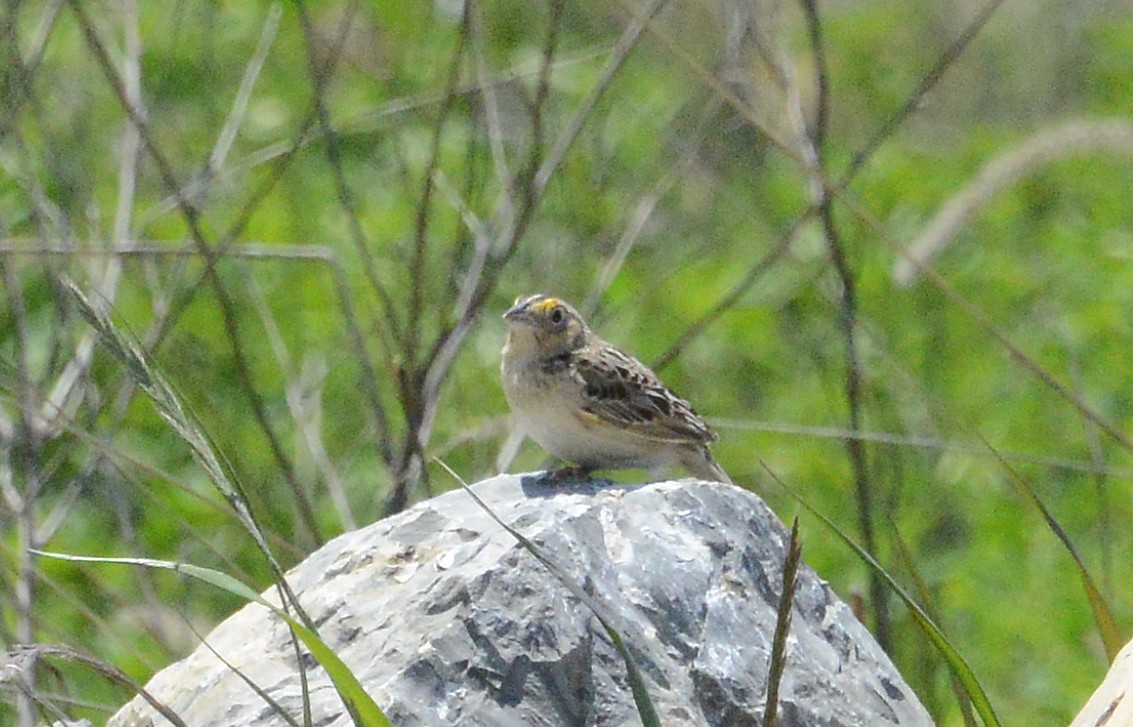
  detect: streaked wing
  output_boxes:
[569,343,717,445]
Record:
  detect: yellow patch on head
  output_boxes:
[531,296,561,313]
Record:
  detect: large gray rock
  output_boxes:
[110,475,933,726]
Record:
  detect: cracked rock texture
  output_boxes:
[110,475,933,727]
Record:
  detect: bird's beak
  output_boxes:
[503,301,530,324]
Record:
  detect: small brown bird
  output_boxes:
[500,293,732,483]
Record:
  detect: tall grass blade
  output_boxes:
[436,462,662,727]
[764,467,1002,727]
[32,550,392,727]
[60,280,272,563]
[59,278,316,620]
[980,437,1122,661]
[194,635,304,727]
[888,519,978,727]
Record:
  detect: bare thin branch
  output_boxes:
[843,0,1008,184]
[842,187,1133,456]
[0,0,65,146]
[248,276,356,530]
[406,0,474,373]
[0,237,398,469]
[583,157,686,319]
[3,644,189,727]
[655,0,1008,376]
[292,0,404,351]
[66,0,323,545]
[204,4,282,187]
[798,0,890,650]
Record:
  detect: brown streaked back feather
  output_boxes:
[567,342,718,445]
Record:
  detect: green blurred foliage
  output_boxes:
[2,0,1132,724]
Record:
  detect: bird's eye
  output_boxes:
[550,308,564,325]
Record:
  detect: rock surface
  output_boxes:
[110,475,933,726]
[1069,636,1133,727]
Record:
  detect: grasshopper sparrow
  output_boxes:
[500,293,732,484]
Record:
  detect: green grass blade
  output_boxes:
[888,518,979,727]
[436,462,662,727]
[764,469,1002,727]
[980,437,1123,661]
[59,279,292,588]
[194,635,304,727]
[61,275,320,680]
[33,551,392,727]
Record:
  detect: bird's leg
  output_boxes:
[543,465,593,485]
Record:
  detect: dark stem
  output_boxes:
[800,0,890,649]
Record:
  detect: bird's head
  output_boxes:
[503,294,590,358]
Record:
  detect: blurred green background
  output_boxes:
[2,0,1132,724]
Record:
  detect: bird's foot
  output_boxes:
[541,466,593,485]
